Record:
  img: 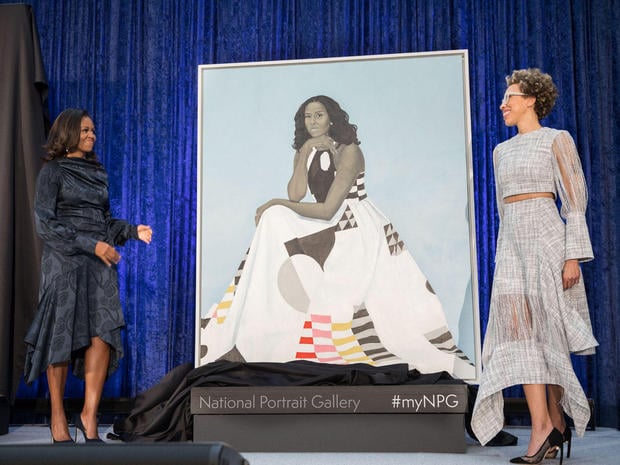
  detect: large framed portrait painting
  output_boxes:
[196,51,481,381]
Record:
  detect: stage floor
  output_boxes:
[1,424,618,464]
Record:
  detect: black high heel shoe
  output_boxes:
[74,413,104,443]
[49,425,74,444]
[545,425,572,459]
[510,427,564,465]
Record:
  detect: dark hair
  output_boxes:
[506,68,558,120]
[44,108,98,161]
[292,95,360,150]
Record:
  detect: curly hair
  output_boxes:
[506,68,558,120]
[44,108,98,161]
[292,95,360,150]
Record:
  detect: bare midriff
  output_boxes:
[504,192,555,204]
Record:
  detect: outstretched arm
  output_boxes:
[95,224,152,266]
[256,143,363,224]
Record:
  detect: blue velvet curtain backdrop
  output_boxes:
[5,0,618,428]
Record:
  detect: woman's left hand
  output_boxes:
[562,259,580,290]
[255,199,280,225]
[137,224,153,244]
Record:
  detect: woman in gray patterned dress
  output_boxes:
[471,70,598,464]
[24,109,152,443]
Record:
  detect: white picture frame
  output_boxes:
[196,50,481,381]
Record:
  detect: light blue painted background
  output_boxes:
[198,52,478,363]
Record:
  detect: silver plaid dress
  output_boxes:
[471,127,598,445]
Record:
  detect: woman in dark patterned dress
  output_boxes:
[24,109,152,443]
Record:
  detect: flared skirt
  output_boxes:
[24,245,125,384]
[200,197,476,379]
[471,198,597,445]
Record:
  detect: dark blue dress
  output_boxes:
[24,157,138,383]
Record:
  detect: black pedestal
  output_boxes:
[192,384,468,452]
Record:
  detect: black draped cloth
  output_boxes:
[113,360,463,442]
[0,4,48,410]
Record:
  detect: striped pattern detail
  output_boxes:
[211,249,249,324]
[296,306,400,365]
[350,307,400,363]
[211,282,235,324]
[346,173,367,200]
[425,326,473,365]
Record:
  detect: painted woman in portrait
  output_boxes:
[201,95,475,380]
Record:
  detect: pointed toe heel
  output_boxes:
[74,413,104,443]
[510,428,564,465]
[49,425,74,444]
[544,425,573,459]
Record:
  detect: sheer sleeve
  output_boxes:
[552,131,593,262]
[34,162,98,254]
[492,146,504,222]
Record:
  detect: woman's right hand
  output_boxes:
[95,241,121,267]
[300,135,336,156]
